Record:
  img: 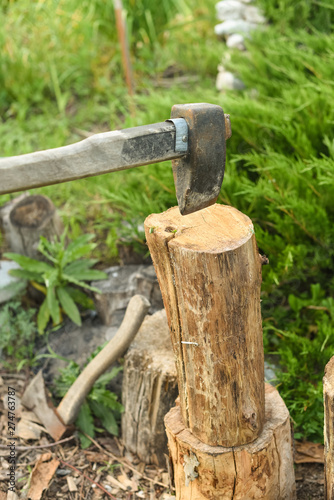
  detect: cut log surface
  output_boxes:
[122,309,178,466]
[165,384,296,500]
[324,356,334,499]
[145,204,264,447]
[1,194,63,258]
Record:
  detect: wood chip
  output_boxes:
[66,476,78,492]
[106,474,128,491]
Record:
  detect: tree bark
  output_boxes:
[1,194,63,259]
[122,309,178,466]
[165,384,296,500]
[324,356,334,499]
[145,204,264,447]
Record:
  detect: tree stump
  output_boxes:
[1,194,63,259]
[145,204,265,447]
[121,309,178,466]
[324,356,334,499]
[165,384,296,499]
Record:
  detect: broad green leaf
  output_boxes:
[43,269,58,289]
[63,234,95,265]
[37,298,50,334]
[75,401,95,449]
[62,273,103,293]
[57,287,81,326]
[63,259,99,274]
[88,400,119,436]
[9,269,44,283]
[65,286,94,309]
[68,269,108,281]
[47,286,61,325]
[4,253,53,273]
[0,280,27,296]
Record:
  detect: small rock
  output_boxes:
[214,19,257,36]
[244,5,266,24]
[226,33,246,50]
[216,70,245,91]
[216,0,244,21]
[0,260,25,304]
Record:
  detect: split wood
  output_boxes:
[145,204,265,447]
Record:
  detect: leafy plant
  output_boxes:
[5,232,107,334]
[0,301,37,370]
[54,350,123,449]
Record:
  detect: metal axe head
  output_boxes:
[170,103,231,216]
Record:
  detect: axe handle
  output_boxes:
[0,122,184,195]
[57,294,150,426]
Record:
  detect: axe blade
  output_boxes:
[171,103,227,216]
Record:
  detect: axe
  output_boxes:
[0,103,231,215]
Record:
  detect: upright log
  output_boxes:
[324,356,334,499]
[145,204,265,447]
[165,384,295,499]
[1,194,63,259]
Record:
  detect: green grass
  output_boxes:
[0,0,333,442]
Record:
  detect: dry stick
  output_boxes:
[114,0,136,118]
[82,432,174,491]
[0,435,76,451]
[57,459,116,499]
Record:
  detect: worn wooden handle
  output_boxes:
[57,294,150,425]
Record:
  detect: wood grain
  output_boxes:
[165,384,296,499]
[324,356,334,499]
[122,310,178,466]
[145,204,265,447]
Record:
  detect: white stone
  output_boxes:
[214,19,257,36]
[0,261,25,304]
[226,33,246,50]
[244,5,266,24]
[216,0,244,21]
[216,70,245,91]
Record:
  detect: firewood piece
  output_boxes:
[324,356,334,499]
[165,384,296,499]
[122,309,178,466]
[1,194,63,258]
[145,204,264,447]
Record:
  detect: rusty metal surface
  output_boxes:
[170,103,227,215]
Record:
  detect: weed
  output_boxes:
[5,233,107,334]
[0,301,37,370]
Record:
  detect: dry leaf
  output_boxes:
[16,418,45,440]
[27,452,60,500]
[294,441,324,464]
[21,371,67,441]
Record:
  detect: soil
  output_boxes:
[0,371,326,500]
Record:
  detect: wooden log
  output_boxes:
[1,194,63,259]
[145,204,264,447]
[121,309,178,466]
[324,356,334,499]
[165,384,296,499]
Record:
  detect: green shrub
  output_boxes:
[0,301,37,370]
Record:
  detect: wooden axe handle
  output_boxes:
[57,294,150,425]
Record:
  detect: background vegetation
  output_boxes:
[0,0,333,442]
